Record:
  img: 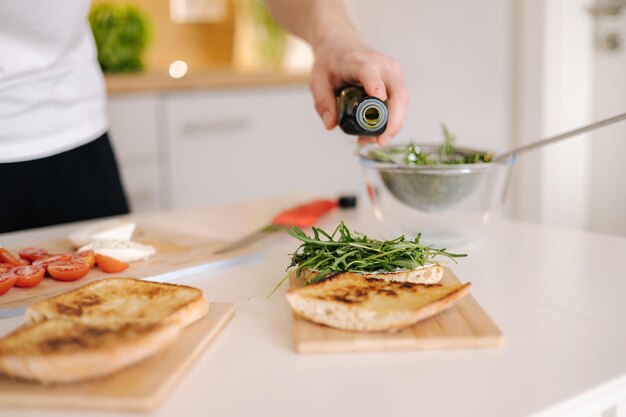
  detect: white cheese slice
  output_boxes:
[78,240,156,263]
[69,220,136,249]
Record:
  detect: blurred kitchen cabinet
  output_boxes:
[106,94,163,212]
[106,85,364,211]
[164,85,363,208]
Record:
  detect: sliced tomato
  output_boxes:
[0,273,17,295]
[47,261,90,282]
[0,247,28,267]
[32,254,73,273]
[18,247,48,263]
[0,263,15,274]
[12,265,45,288]
[72,250,96,268]
[95,254,129,273]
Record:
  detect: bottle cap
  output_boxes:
[356,98,388,132]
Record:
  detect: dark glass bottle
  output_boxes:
[336,85,388,136]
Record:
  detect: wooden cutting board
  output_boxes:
[0,302,234,411]
[1,224,252,311]
[290,268,503,353]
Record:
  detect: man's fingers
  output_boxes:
[358,136,377,146]
[356,59,406,144]
[357,65,387,102]
[378,76,409,144]
[310,74,337,130]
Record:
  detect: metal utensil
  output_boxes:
[360,111,626,211]
[214,199,339,254]
[494,111,626,162]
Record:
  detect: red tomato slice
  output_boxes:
[0,247,28,267]
[0,273,17,295]
[33,254,73,273]
[72,250,96,268]
[95,254,129,273]
[12,265,45,288]
[0,263,14,274]
[47,261,91,282]
[18,247,48,263]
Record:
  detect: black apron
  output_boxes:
[0,132,129,233]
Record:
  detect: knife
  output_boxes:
[214,199,340,254]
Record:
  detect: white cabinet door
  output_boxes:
[107,94,163,212]
[164,86,364,208]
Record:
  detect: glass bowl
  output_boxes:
[359,144,515,247]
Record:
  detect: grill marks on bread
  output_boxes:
[0,278,208,384]
[287,272,470,332]
[54,293,102,317]
[315,276,444,305]
[37,323,162,353]
[28,278,204,327]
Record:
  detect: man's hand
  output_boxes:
[264,0,409,145]
[310,34,409,145]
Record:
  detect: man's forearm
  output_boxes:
[263,0,361,50]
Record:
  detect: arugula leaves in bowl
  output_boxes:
[367,124,493,166]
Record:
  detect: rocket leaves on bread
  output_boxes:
[287,222,465,284]
[268,222,467,297]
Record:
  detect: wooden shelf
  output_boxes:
[104,68,310,95]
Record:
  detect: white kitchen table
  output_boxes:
[1,194,626,417]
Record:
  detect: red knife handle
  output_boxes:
[272,199,339,228]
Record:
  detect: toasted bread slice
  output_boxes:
[298,263,443,285]
[0,278,209,384]
[286,272,470,332]
[26,277,208,329]
[0,320,178,384]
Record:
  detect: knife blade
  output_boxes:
[214,199,339,254]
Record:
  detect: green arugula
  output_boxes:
[368,124,493,165]
[287,222,465,284]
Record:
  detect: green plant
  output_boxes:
[89,3,150,72]
[250,0,287,68]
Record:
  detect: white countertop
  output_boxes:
[2,194,626,417]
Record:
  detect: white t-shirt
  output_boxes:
[0,0,108,163]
